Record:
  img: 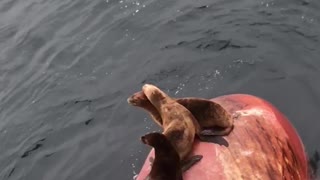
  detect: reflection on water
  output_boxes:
[0,0,319,179]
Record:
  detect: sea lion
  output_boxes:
[141,132,202,180]
[142,84,203,161]
[128,91,163,127]
[127,89,234,136]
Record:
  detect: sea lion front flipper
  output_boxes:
[200,125,234,136]
[176,97,233,134]
[181,155,203,172]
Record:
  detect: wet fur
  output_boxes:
[142,84,200,160]
[128,91,163,126]
[141,133,182,180]
[127,90,234,136]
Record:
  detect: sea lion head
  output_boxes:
[127,90,163,126]
[142,84,168,106]
[127,91,149,106]
[141,132,183,180]
[141,132,172,150]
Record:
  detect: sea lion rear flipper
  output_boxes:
[181,155,203,172]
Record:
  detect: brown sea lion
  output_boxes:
[141,132,202,180]
[127,90,234,136]
[141,84,202,162]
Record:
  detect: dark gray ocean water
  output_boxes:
[0,0,320,179]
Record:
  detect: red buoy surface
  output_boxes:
[136,94,309,180]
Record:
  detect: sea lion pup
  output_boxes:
[127,90,233,136]
[141,132,201,180]
[141,84,202,162]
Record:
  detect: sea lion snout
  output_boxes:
[127,91,148,106]
[127,96,137,105]
[142,84,153,90]
[141,136,148,144]
[142,84,167,104]
[142,84,158,95]
[142,84,154,97]
[141,132,167,147]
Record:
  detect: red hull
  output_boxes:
[136,94,309,180]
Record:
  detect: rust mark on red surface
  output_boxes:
[137,94,309,180]
[210,94,308,180]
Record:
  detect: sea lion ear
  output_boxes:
[176,97,232,128]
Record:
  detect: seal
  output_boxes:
[141,132,201,180]
[127,89,234,136]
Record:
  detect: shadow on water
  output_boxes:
[21,138,46,158]
[309,150,320,179]
[0,0,320,179]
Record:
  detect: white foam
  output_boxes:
[235,108,265,117]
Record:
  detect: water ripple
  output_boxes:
[0,0,320,179]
